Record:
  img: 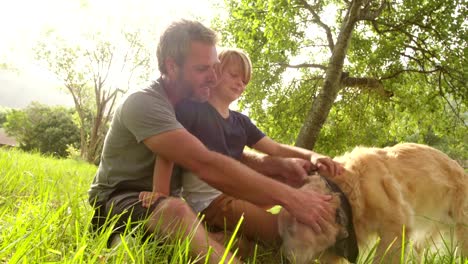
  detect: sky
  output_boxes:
[0,0,223,108]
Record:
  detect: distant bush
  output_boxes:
[4,102,80,157]
[66,144,84,161]
[0,106,11,127]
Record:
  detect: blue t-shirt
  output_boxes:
[173,99,266,212]
[176,100,265,160]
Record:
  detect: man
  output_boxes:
[88,20,342,263]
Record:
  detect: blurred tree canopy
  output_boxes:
[0,106,11,127]
[4,102,80,157]
[216,0,467,160]
[35,30,153,163]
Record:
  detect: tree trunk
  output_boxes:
[295,0,363,149]
[86,88,119,163]
[86,102,103,163]
[66,85,88,159]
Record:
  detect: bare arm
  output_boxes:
[143,128,334,232]
[153,156,174,195]
[252,136,344,177]
[240,150,311,187]
[139,156,174,208]
[253,137,314,160]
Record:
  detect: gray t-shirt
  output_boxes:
[88,79,183,205]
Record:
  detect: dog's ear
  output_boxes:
[332,196,359,263]
[336,207,349,240]
[336,207,349,241]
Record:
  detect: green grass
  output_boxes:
[0,148,273,264]
[0,148,466,263]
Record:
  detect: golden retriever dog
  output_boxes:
[279,143,468,264]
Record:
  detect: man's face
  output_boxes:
[177,41,219,102]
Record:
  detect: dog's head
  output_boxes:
[278,175,358,264]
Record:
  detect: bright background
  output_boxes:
[0,0,224,108]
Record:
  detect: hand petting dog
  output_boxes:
[310,154,344,178]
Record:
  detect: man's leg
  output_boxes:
[106,191,241,264]
[202,194,281,247]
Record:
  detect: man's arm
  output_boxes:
[143,128,334,233]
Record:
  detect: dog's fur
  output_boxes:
[279,143,468,263]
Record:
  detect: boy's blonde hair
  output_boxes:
[217,48,252,84]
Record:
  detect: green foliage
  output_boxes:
[0,106,11,128]
[3,102,80,157]
[66,144,84,162]
[215,0,307,125]
[218,0,467,160]
[316,76,468,159]
[35,29,153,163]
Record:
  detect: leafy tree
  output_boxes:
[216,0,467,158]
[35,30,153,163]
[0,106,11,128]
[4,102,80,157]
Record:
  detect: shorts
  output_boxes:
[201,194,281,246]
[91,190,166,237]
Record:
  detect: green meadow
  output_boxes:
[0,148,466,263]
[0,148,263,264]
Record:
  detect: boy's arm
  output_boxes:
[240,150,311,187]
[153,156,174,195]
[251,136,344,178]
[140,156,174,208]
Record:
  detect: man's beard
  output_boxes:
[174,72,195,100]
[178,73,212,102]
[190,87,211,102]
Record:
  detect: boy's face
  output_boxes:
[176,41,219,102]
[214,64,248,103]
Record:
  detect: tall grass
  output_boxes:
[0,148,261,264]
[0,148,466,263]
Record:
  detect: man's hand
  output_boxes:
[311,154,344,177]
[139,191,165,208]
[286,188,335,234]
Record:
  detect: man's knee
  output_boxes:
[147,198,197,233]
[153,198,195,221]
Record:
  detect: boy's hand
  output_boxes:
[139,191,165,208]
[311,154,344,177]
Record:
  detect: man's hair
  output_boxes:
[217,48,252,84]
[157,20,218,74]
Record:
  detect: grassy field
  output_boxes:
[0,148,268,264]
[0,148,466,263]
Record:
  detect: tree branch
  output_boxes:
[359,0,387,21]
[438,71,467,127]
[278,62,327,70]
[380,67,440,80]
[296,0,335,51]
[342,76,393,97]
